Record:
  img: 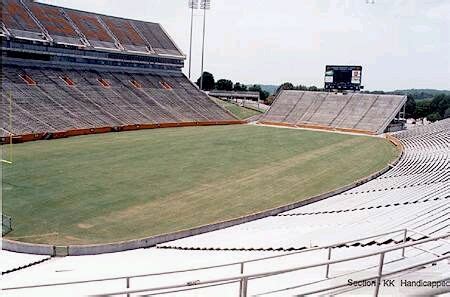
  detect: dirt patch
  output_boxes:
[77,223,94,229]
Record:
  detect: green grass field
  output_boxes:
[211,97,263,119]
[2,125,399,245]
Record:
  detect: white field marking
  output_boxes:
[254,123,383,138]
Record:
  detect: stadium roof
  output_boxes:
[0,0,184,58]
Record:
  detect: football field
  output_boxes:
[2,125,399,245]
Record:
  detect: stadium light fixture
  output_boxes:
[199,0,211,91]
[188,0,199,79]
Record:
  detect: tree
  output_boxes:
[444,107,450,119]
[196,72,215,91]
[248,84,270,101]
[427,112,441,122]
[405,95,416,118]
[276,82,294,94]
[415,100,432,119]
[215,79,233,91]
[233,82,247,92]
[265,95,275,105]
[431,94,450,118]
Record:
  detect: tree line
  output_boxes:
[196,72,270,101]
[274,83,450,120]
[196,73,449,120]
[362,90,450,121]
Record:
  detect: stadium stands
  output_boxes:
[1,0,46,41]
[0,0,239,140]
[64,9,117,49]
[260,90,407,134]
[26,1,84,46]
[1,64,235,137]
[1,0,183,57]
[131,21,182,56]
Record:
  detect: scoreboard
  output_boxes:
[324,65,362,91]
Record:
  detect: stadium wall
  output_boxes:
[0,121,246,144]
[2,136,403,256]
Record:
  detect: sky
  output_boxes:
[38,0,450,91]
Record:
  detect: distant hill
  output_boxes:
[259,84,278,95]
[389,89,450,100]
[259,86,450,98]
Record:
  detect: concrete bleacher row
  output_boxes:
[0,65,234,137]
[160,119,449,251]
[260,90,407,134]
[1,0,182,56]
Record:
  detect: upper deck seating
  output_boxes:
[131,21,182,56]
[2,0,183,57]
[64,10,117,49]
[27,2,83,45]
[100,16,148,52]
[0,0,45,41]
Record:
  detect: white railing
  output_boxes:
[4,229,449,296]
[91,232,450,297]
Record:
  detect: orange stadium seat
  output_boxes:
[61,76,75,86]
[130,80,142,89]
[1,0,41,32]
[20,74,36,85]
[27,2,78,38]
[66,11,114,43]
[101,16,146,47]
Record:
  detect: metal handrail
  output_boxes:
[296,253,449,296]
[3,228,407,291]
[91,233,450,296]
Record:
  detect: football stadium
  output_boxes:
[1,0,449,296]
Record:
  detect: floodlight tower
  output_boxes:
[188,0,198,79]
[199,0,211,90]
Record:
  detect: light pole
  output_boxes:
[199,0,211,91]
[188,0,198,79]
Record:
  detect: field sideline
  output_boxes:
[3,125,399,245]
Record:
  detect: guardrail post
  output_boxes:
[374,252,385,297]
[126,277,130,297]
[238,263,245,296]
[402,229,407,258]
[325,247,332,278]
[239,277,248,297]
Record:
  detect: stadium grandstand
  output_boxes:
[2,119,448,296]
[1,1,449,297]
[1,0,237,142]
[260,90,407,134]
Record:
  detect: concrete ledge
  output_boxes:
[2,239,54,255]
[2,135,403,256]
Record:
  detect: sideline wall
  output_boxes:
[0,121,245,145]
